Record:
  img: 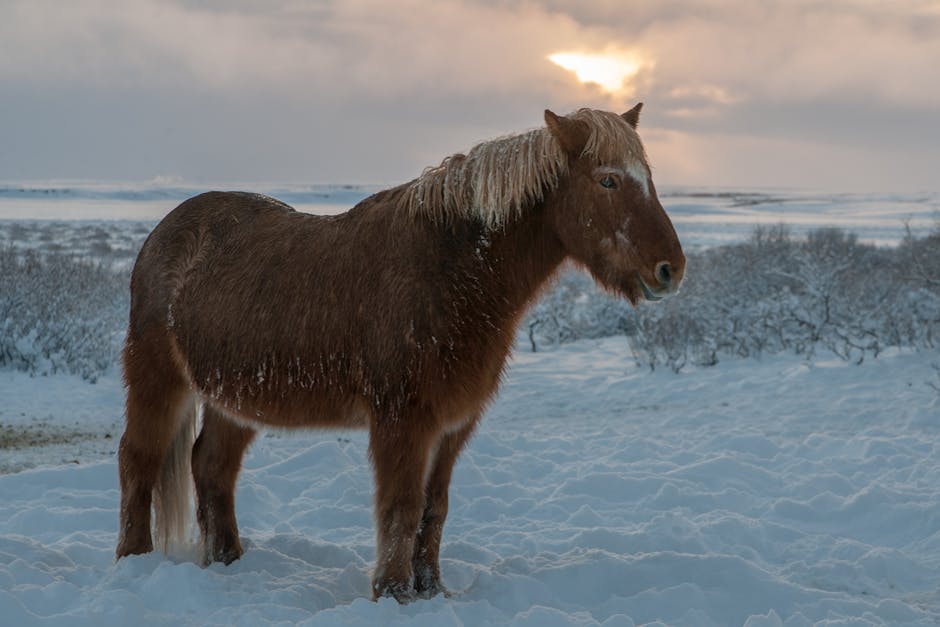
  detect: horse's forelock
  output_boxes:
[571,108,648,171]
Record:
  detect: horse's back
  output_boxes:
[140,191,299,259]
[128,190,422,417]
[128,192,301,331]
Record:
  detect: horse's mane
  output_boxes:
[399,108,648,228]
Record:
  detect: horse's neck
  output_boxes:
[480,206,567,315]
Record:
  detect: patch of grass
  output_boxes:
[0,422,109,450]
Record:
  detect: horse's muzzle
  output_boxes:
[639,262,681,302]
[639,279,667,302]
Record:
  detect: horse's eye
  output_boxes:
[600,176,618,190]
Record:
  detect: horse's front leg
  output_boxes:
[369,409,438,603]
[412,417,478,599]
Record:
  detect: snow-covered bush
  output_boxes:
[526,267,634,352]
[0,248,128,381]
[528,226,940,371]
[1,222,937,380]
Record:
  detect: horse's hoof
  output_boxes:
[219,548,243,565]
[115,539,153,560]
[415,579,448,600]
[205,549,243,566]
[372,579,418,604]
[202,532,245,566]
[203,544,244,566]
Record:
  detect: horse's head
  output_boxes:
[543,105,685,305]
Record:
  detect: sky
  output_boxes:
[1,0,939,192]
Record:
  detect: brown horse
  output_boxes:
[115,104,685,602]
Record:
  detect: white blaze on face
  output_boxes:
[626,159,650,197]
[596,161,649,198]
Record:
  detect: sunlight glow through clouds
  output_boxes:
[2,0,938,190]
[547,50,646,96]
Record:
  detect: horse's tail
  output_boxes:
[152,398,198,555]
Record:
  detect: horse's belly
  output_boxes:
[198,384,372,430]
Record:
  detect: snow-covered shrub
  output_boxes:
[1,221,936,380]
[526,267,634,352]
[929,363,940,396]
[527,225,940,371]
[629,298,716,372]
[895,226,940,349]
[0,248,128,381]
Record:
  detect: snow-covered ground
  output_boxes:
[1,340,939,625]
[1,185,939,625]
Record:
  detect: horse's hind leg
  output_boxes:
[413,417,478,598]
[116,333,194,559]
[191,405,256,565]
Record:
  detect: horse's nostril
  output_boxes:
[655,261,672,287]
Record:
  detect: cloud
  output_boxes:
[1,0,938,190]
[574,1,940,110]
[0,0,339,89]
[1,1,583,101]
[645,126,939,192]
[6,0,939,109]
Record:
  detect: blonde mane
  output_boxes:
[400,108,648,228]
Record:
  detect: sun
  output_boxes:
[548,50,644,95]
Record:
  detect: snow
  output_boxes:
[1,186,939,625]
[0,182,373,220]
[1,340,939,625]
[660,189,939,250]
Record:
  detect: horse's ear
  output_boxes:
[622,102,643,129]
[545,109,589,156]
